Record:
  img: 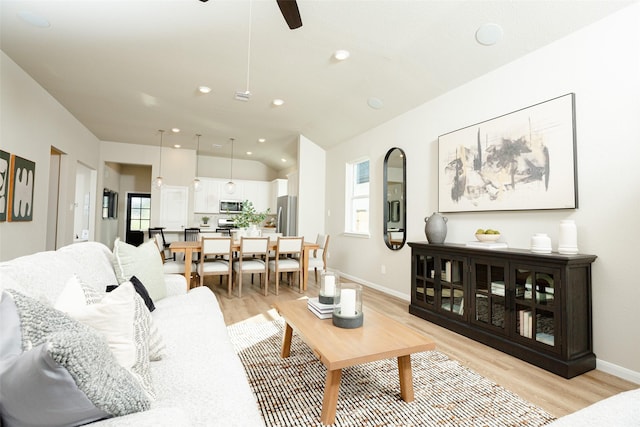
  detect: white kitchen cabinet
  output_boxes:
[194,178,223,213]
[243,180,270,212]
[269,179,288,212]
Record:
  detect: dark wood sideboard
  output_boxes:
[408,242,597,378]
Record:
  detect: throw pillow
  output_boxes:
[56,276,165,362]
[107,275,155,312]
[57,282,155,399]
[0,292,21,360]
[112,238,167,301]
[0,290,150,427]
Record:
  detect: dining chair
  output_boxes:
[232,237,269,297]
[268,236,304,295]
[184,227,201,262]
[307,234,330,283]
[149,227,173,260]
[153,235,196,276]
[199,236,233,297]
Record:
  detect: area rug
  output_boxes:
[228,319,556,427]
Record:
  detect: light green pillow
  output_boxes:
[112,238,167,301]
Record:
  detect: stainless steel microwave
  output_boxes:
[220,200,243,213]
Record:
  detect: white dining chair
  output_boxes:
[199,236,233,297]
[307,234,330,284]
[268,236,304,295]
[232,237,269,297]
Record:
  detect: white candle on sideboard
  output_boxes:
[324,276,335,296]
[341,289,356,317]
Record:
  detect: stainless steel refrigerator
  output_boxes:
[276,195,297,236]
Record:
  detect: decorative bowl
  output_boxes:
[475,233,501,242]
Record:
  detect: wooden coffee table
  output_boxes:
[273,299,436,425]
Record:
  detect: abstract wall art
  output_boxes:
[438,93,577,213]
[8,154,35,221]
[0,150,10,222]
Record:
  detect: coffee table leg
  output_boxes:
[321,368,342,425]
[281,322,293,358]
[397,355,415,402]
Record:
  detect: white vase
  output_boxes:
[558,220,578,254]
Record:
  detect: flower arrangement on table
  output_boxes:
[233,201,270,229]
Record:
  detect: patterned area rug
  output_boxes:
[228,319,556,427]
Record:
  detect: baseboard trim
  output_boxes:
[335,270,410,302]
[597,359,640,385]
[334,270,640,385]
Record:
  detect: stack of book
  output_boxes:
[307,297,334,319]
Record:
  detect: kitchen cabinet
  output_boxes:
[269,179,288,212]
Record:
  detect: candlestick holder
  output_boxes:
[332,283,363,329]
[319,271,338,305]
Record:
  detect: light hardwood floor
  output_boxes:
[200,274,637,419]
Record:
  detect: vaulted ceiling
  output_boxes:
[1,0,633,171]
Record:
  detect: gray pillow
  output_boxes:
[0,290,151,427]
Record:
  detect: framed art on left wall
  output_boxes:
[7,154,36,222]
[0,150,10,221]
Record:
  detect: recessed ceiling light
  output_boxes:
[333,49,350,61]
[367,97,384,110]
[246,151,253,155]
[272,99,285,107]
[171,128,180,133]
[212,143,223,148]
[281,158,287,163]
[198,86,211,94]
[17,10,50,28]
[475,23,503,46]
[173,144,181,148]
[258,138,266,143]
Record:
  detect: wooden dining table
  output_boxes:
[169,240,320,291]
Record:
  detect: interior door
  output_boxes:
[126,192,150,246]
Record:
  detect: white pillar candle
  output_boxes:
[340,289,357,317]
[324,276,335,296]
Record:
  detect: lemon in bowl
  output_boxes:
[475,229,501,242]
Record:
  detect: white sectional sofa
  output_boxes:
[0,241,265,427]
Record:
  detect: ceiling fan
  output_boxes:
[198,0,302,30]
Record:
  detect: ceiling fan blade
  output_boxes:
[276,0,302,30]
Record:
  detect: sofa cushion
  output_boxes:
[112,238,167,301]
[55,279,156,399]
[0,291,150,427]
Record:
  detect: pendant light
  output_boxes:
[192,134,202,192]
[225,137,236,194]
[152,129,165,189]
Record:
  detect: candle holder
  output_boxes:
[332,283,363,329]
[319,271,338,304]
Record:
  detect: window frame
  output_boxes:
[344,157,371,237]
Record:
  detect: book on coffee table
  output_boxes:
[307,297,334,319]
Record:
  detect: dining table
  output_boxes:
[169,239,320,291]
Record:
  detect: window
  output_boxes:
[127,193,151,232]
[345,158,370,235]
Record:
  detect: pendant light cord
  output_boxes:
[229,137,234,181]
[245,0,252,94]
[158,129,164,175]
[195,134,201,176]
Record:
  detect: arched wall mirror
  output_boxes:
[383,147,406,250]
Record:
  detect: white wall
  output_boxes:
[326,4,640,381]
[0,51,101,260]
[298,135,326,242]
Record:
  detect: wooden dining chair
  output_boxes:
[149,227,172,260]
[268,236,304,295]
[199,236,233,297]
[184,227,201,262]
[232,237,269,297]
[153,235,195,276]
[307,234,330,283]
